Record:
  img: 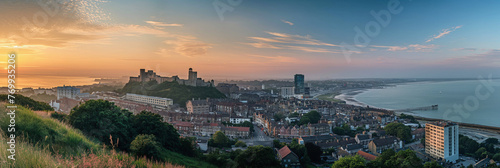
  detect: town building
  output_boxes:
[425,121,459,162]
[280,86,295,98]
[368,136,402,155]
[216,83,239,96]
[57,86,80,100]
[277,146,301,168]
[125,93,173,108]
[186,99,210,114]
[229,117,251,124]
[294,74,305,94]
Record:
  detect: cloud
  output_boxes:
[426,25,462,42]
[246,31,340,53]
[248,55,300,63]
[145,21,183,28]
[0,0,110,47]
[371,44,437,52]
[439,49,500,67]
[163,36,211,56]
[452,48,477,51]
[281,19,294,26]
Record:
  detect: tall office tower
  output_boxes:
[294,74,305,94]
[425,122,459,162]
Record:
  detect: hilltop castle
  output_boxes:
[129,68,214,87]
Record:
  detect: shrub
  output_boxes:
[68,99,133,151]
[130,134,162,161]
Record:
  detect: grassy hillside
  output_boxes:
[119,81,225,107]
[0,103,216,168]
[0,94,53,111]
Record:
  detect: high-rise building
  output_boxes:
[280,86,295,98]
[425,122,459,162]
[294,74,304,94]
[56,86,80,100]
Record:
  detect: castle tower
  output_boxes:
[188,68,197,86]
[140,69,146,82]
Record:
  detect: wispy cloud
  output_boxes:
[0,0,110,47]
[145,21,183,28]
[246,31,340,53]
[439,49,500,67]
[281,19,294,26]
[426,25,462,42]
[163,35,211,57]
[371,44,437,52]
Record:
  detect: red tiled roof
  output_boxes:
[357,151,377,161]
[278,146,292,160]
[226,126,250,132]
[172,121,192,127]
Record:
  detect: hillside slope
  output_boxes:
[0,103,216,168]
[120,81,225,107]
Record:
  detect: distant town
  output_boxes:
[2,68,499,168]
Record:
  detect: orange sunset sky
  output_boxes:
[1,0,499,88]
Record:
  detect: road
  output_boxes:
[241,124,274,147]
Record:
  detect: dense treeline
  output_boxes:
[0,94,53,111]
[118,81,225,107]
[67,100,196,158]
[333,149,443,168]
[459,135,500,161]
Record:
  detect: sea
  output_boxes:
[347,79,500,127]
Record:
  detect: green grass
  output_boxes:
[0,103,216,168]
[316,92,345,103]
[159,149,217,168]
[0,104,99,157]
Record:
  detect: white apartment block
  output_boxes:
[425,122,459,162]
[125,93,173,107]
[230,117,251,124]
[57,86,80,100]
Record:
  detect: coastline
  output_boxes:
[333,84,500,135]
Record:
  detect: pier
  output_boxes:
[393,104,438,112]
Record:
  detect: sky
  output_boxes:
[1,0,500,88]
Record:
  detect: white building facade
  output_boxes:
[57,86,80,100]
[125,93,173,108]
[425,122,459,162]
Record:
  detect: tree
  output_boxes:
[289,112,300,118]
[368,149,423,168]
[289,141,310,165]
[475,147,488,159]
[384,122,411,142]
[305,142,322,163]
[68,99,133,150]
[331,155,366,168]
[274,113,285,122]
[303,111,321,124]
[273,139,284,149]
[235,146,280,168]
[235,140,247,147]
[493,153,500,162]
[484,138,499,144]
[333,127,346,135]
[424,161,443,168]
[392,149,423,168]
[210,131,231,148]
[179,137,197,157]
[299,116,311,125]
[130,134,162,160]
[132,111,180,152]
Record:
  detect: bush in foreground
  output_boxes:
[130,134,162,161]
